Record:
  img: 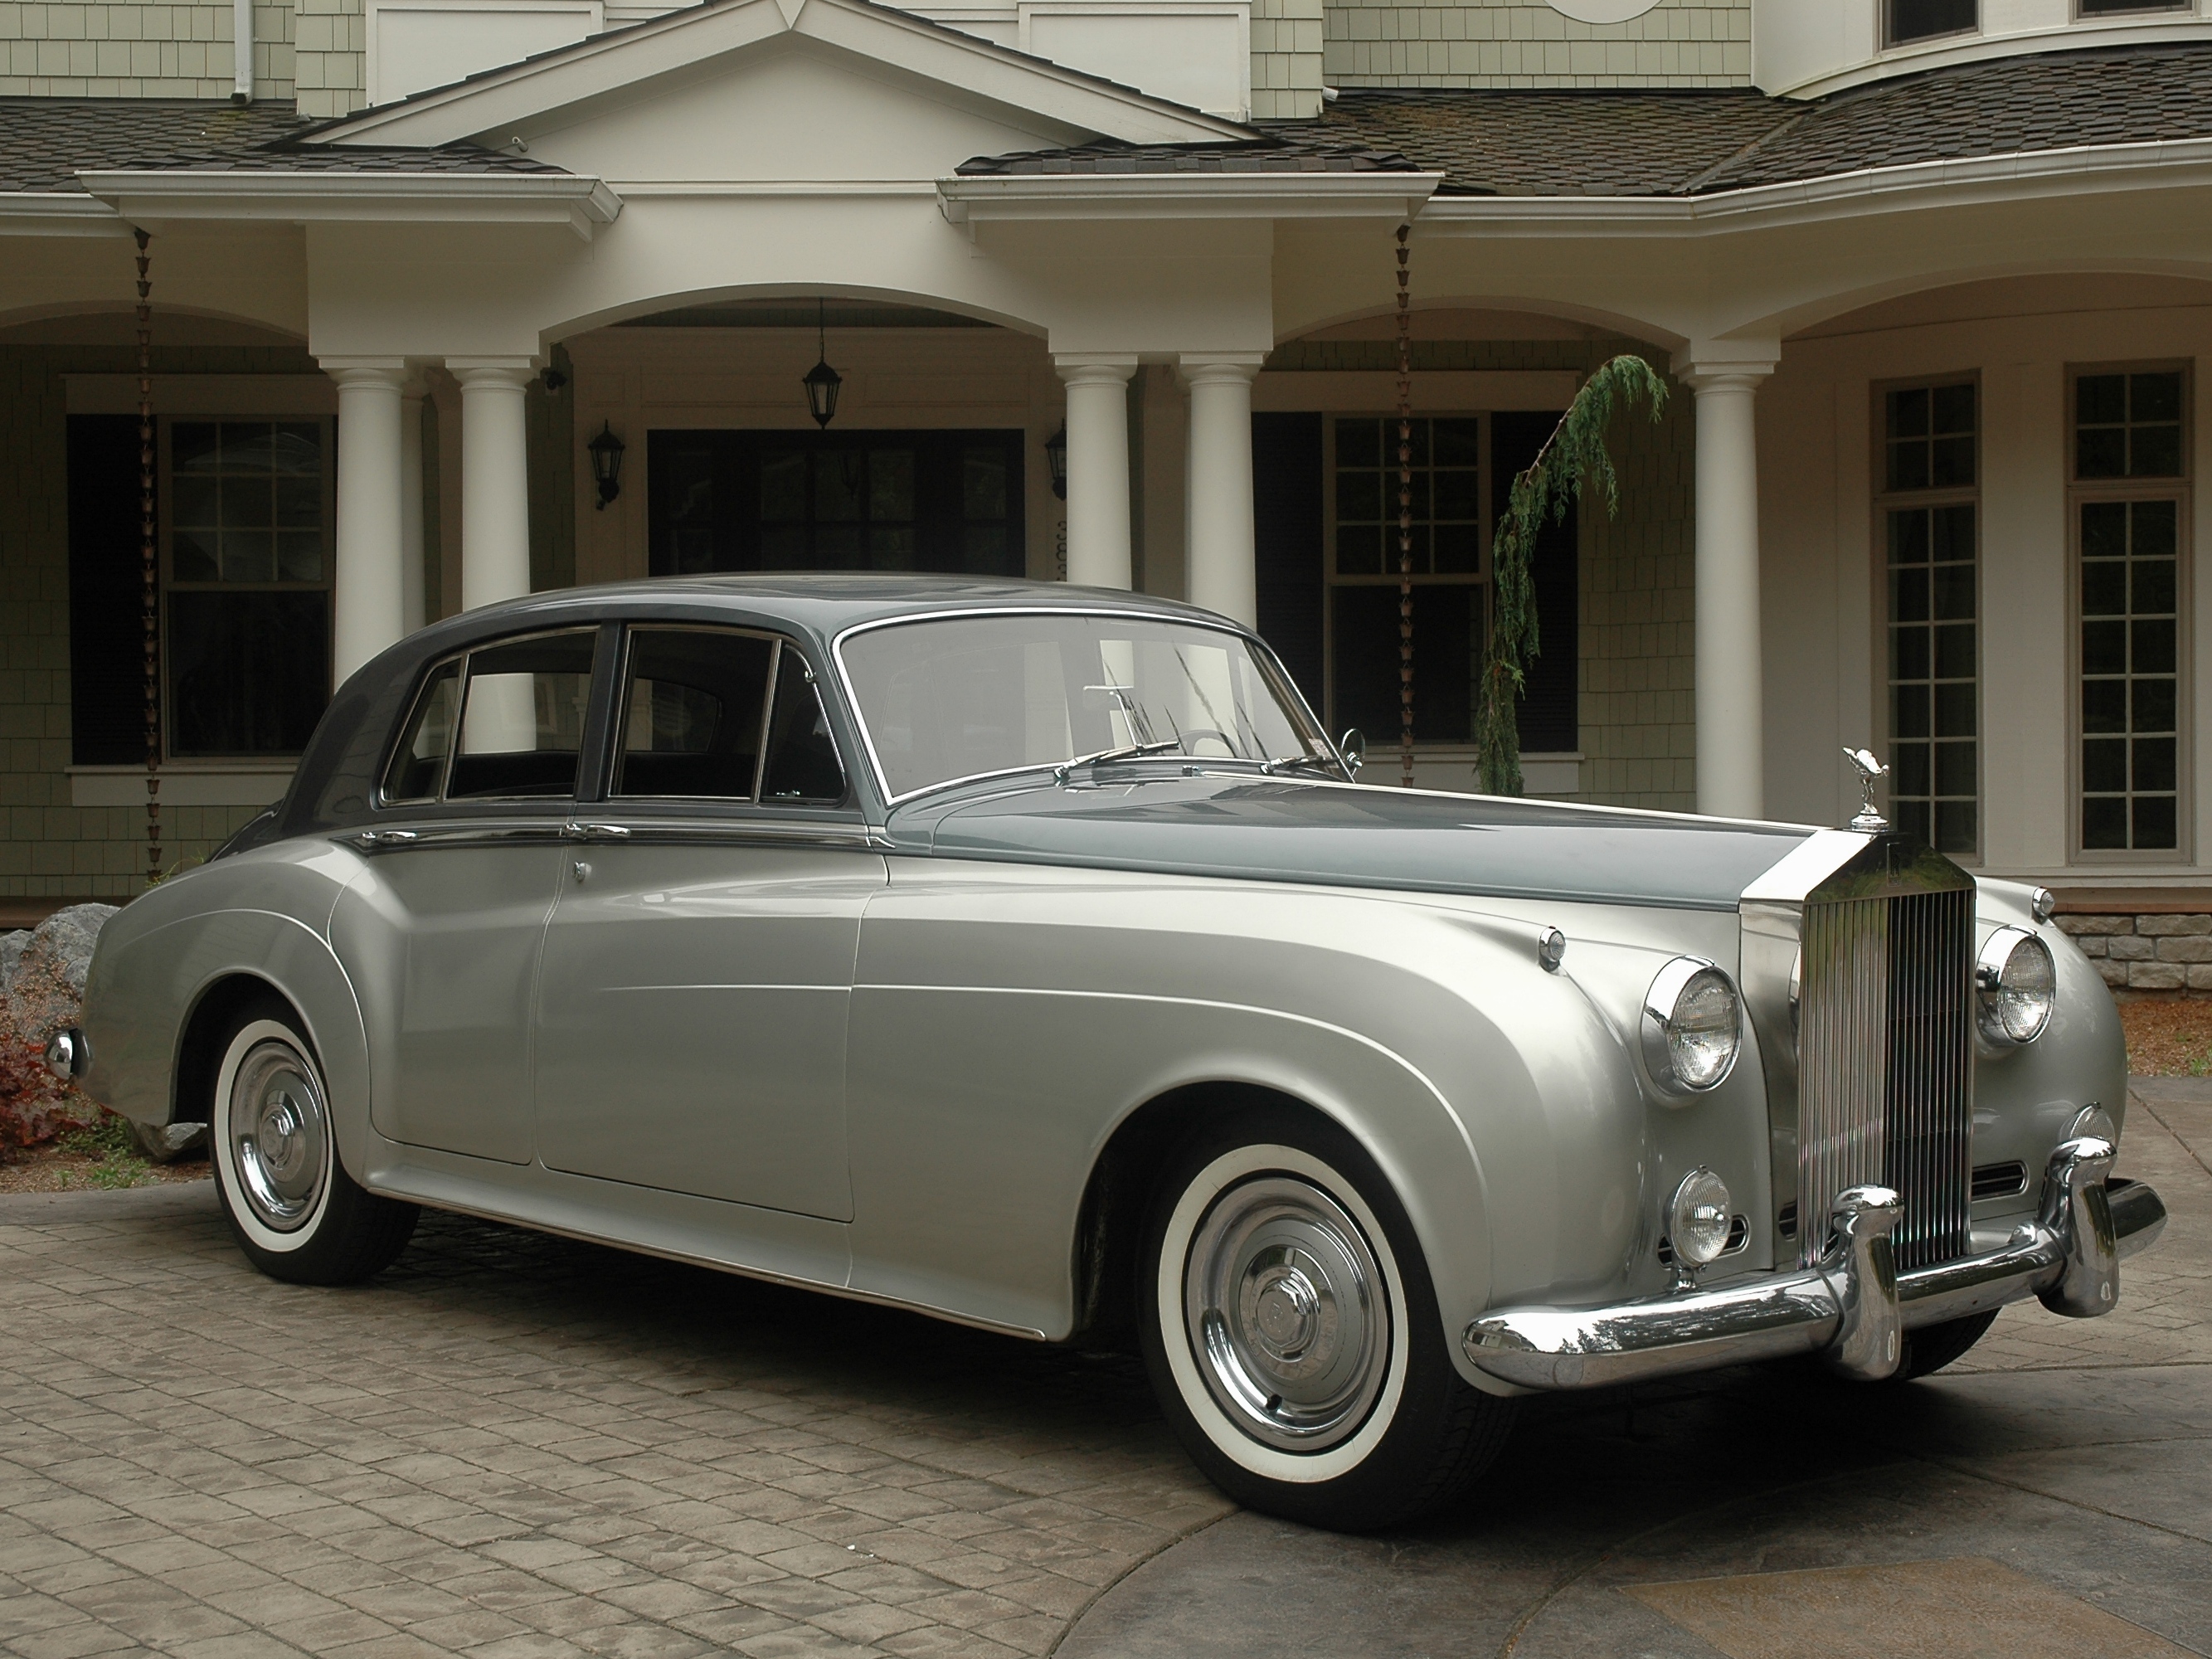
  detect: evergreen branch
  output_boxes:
[1475,354,1668,795]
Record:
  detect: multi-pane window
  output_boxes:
[2074,367,2189,855]
[1326,417,1484,745]
[1888,0,1976,44]
[1881,382,1979,855]
[163,420,333,757]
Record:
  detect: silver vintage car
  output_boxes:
[66,576,2167,1531]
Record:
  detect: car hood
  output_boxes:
[889,775,1815,912]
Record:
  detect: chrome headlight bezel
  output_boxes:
[1976,926,2056,1048]
[1641,956,1743,1096]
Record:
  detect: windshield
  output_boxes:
[839,612,1330,801]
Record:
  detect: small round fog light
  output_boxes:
[1668,1168,1733,1268]
[1976,927,2056,1047]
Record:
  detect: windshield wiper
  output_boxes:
[1261,752,1346,778]
[1053,739,1184,783]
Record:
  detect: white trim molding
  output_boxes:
[62,375,339,416]
[939,171,1443,224]
[0,192,129,237]
[74,170,625,240]
[313,0,1250,151]
[68,765,294,809]
[1417,139,2212,239]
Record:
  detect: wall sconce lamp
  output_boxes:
[587,420,626,510]
[1045,423,1067,500]
[803,298,843,429]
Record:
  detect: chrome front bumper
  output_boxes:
[1465,1137,2168,1390]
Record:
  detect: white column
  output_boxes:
[322,358,408,684]
[448,358,537,611]
[1676,350,1777,820]
[400,383,427,634]
[1055,355,1136,590]
[1181,354,1264,627]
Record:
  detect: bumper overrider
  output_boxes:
[1465,1136,2168,1389]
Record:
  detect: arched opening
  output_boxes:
[548,294,1067,599]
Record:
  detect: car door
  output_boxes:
[532,626,881,1221]
[343,625,607,1165]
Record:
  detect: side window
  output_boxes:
[614,629,775,800]
[761,648,848,804]
[448,630,599,800]
[382,660,460,803]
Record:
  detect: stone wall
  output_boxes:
[1323,0,1752,89]
[0,0,293,100]
[2055,913,2212,995]
[1260,333,1697,812]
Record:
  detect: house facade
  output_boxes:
[6,0,2212,982]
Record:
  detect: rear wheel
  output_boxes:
[1898,1310,1998,1379]
[208,1000,417,1285]
[1138,1107,1515,1532]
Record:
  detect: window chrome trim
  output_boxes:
[829,605,1335,808]
[605,621,783,806]
[373,624,602,811]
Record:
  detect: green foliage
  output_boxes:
[55,1112,154,1189]
[1475,355,1669,795]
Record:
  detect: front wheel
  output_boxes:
[1139,1108,1515,1531]
[209,1001,417,1286]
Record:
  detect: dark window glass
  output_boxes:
[163,419,332,758]
[1331,584,1483,747]
[1885,382,1976,493]
[383,662,460,803]
[1887,0,1976,43]
[446,630,598,800]
[2079,499,2180,850]
[2078,0,2188,12]
[614,630,773,800]
[648,430,1023,577]
[761,649,848,804]
[1885,486,1976,854]
[166,591,330,757]
[2076,371,2185,479]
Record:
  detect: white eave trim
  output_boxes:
[315,0,1247,153]
[939,170,1443,222]
[1417,138,2212,238]
[0,191,129,236]
[75,169,625,239]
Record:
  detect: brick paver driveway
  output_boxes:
[0,1193,1228,1658]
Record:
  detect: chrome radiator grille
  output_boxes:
[1796,887,1974,1271]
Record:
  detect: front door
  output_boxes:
[532,626,880,1220]
[348,626,603,1164]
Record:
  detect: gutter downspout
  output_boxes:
[232,0,252,102]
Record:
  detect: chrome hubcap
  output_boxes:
[230,1040,330,1233]
[1184,1175,1389,1452]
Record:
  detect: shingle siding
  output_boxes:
[0,0,293,100]
[1323,0,1751,91]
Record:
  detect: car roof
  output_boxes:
[399,573,1237,660]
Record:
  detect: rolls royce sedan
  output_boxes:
[57,575,2167,1530]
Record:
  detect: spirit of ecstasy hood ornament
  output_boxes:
[1844,747,1889,833]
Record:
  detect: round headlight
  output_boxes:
[1641,957,1742,1094]
[1976,927,2055,1047]
[1668,1168,1733,1267]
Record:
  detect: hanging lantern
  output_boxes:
[803,298,842,428]
[587,420,626,510]
[1045,423,1067,500]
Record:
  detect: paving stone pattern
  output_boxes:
[0,1194,1229,1658]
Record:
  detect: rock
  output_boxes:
[0,931,26,997]
[19,904,119,1001]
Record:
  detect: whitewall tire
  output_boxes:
[208,999,417,1285]
[1139,1106,1515,1531]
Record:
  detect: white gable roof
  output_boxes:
[314,0,1249,155]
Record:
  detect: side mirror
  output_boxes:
[1338,728,1366,778]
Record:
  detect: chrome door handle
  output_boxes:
[348,829,420,850]
[563,822,632,842]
